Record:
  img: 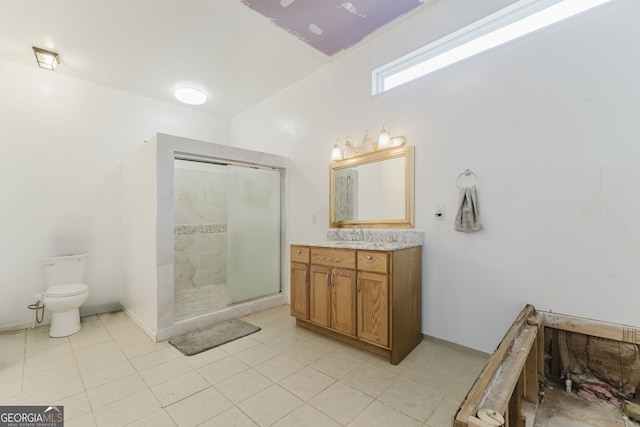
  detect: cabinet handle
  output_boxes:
[357,277,360,292]
[305,268,308,282]
[326,272,330,286]
[366,255,373,260]
[296,249,302,254]
[330,271,335,287]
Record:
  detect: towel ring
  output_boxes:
[456,169,478,189]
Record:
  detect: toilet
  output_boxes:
[42,253,89,337]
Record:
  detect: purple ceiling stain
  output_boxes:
[242,0,423,56]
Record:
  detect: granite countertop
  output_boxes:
[294,240,421,251]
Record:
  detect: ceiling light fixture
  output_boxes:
[32,46,60,71]
[174,87,207,105]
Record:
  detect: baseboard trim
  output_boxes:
[422,333,491,359]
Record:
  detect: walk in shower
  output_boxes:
[121,134,288,342]
[174,159,281,320]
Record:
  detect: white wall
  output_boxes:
[231,0,640,353]
[0,58,229,331]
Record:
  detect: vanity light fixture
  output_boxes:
[174,87,207,105]
[343,136,356,158]
[377,124,392,149]
[32,46,60,71]
[330,139,344,162]
[360,129,374,154]
[391,136,407,147]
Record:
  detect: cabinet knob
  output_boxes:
[296,249,301,254]
[366,255,373,260]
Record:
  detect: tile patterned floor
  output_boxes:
[0,305,488,426]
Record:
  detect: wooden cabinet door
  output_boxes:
[331,268,357,336]
[309,265,331,328]
[357,271,389,347]
[290,262,309,319]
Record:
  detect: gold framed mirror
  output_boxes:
[330,145,414,228]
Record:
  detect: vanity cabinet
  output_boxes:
[290,244,422,365]
[290,247,310,320]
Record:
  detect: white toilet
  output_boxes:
[42,253,89,337]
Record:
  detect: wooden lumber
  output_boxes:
[454,304,537,427]
[543,311,640,344]
[480,323,538,416]
[624,400,640,422]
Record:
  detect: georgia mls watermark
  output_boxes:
[0,406,63,427]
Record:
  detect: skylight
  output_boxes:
[372,0,615,95]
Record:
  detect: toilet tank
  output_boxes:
[43,253,88,287]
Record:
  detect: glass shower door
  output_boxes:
[227,165,281,303]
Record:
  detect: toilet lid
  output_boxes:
[46,283,88,297]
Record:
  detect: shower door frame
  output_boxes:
[153,134,289,341]
[173,157,284,320]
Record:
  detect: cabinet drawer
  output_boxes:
[310,248,356,269]
[291,246,310,264]
[357,251,389,274]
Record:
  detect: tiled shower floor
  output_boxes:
[0,305,487,426]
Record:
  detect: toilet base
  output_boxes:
[49,309,81,338]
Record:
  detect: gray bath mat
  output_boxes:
[169,319,261,356]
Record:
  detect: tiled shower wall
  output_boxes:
[174,163,229,319]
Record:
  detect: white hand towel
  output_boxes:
[454,185,483,232]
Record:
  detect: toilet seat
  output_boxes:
[45,283,88,298]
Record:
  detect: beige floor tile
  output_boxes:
[65,411,97,427]
[150,371,210,406]
[98,311,138,331]
[401,363,458,394]
[198,407,258,427]
[76,349,129,374]
[426,396,460,427]
[22,360,79,392]
[272,403,340,427]
[54,391,92,420]
[0,330,26,354]
[181,347,227,370]
[446,371,481,401]
[197,356,249,385]
[218,335,260,355]
[86,373,148,409]
[254,354,304,382]
[21,376,85,405]
[349,400,423,427]
[237,385,302,427]
[310,352,360,379]
[234,343,280,367]
[117,327,164,358]
[22,351,68,374]
[69,328,114,350]
[278,366,335,401]
[165,386,232,427]
[309,381,373,425]
[0,380,21,402]
[125,409,176,427]
[139,358,194,387]
[378,378,442,422]
[284,341,332,365]
[93,389,161,427]
[10,305,488,427]
[263,333,310,353]
[215,369,273,404]
[131,347,181,371]
[81,359,137,389]
[341,364,397,398]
